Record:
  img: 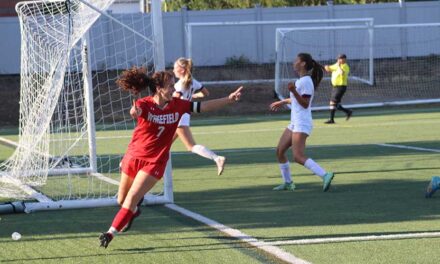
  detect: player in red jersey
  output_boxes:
[99,67,243,248]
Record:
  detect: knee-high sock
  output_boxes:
[329,105,336,121]
[191,144,218,160]
[109,207,134,234]
[304,158,326,178]
[279,161,292,183]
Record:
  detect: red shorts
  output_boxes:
[120,155,167,180]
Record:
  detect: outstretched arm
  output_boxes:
[199,86,243,112]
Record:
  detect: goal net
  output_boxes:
[275,23,440,108]
[0,0,170,213]
[185,18,373,85]
[275,24,374,103]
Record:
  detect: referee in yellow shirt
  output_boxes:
[324,54,353,124]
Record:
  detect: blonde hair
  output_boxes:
[176,57,193,90]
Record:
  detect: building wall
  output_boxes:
[0,1,439,74]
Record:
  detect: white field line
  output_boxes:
[0,136,19,148]
[2,116,436,142]
[165,203,310,264]
[267,232,440,246]
[376,143,440,153]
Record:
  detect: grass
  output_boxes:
[1,105,440,263]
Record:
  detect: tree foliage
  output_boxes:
[163,0,400,11]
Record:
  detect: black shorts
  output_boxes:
[330,86,347,104]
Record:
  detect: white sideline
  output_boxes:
[165,203,310,264]
[267,232,440,246]
[376,143,440,153]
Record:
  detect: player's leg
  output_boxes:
[292,131,334,192]
[100,171,159,248]
[273,127,295,191]
[426,176,440,198]
[118,156,144,211]
[177,123,226,175]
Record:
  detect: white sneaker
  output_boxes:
[215,156,226,175]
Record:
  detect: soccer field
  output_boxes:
[1,105,440,263]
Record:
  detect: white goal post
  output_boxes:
[185,18,374,85]
[274,23,374,101]
[0,0,170,213]
[274,22,440,109]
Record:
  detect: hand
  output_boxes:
[269,101,285,112]
[228,86,243,102]
[287,82,296,93]
[130,99,142,119]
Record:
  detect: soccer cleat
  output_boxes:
[324,120,335,124]
[215,156,226,176]
[323,172,335,192]
[272,182,296,191]
[121,198,144,233]
[425,176,440,198]
[346,110,353,121]
[99,232,113,249]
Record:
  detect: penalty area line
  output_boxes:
[266,231,440,246]
[165,203,310,264]
[376,143,440,153]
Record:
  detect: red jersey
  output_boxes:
[126,96,191,163]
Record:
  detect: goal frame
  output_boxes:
[0,0,170,213]
[185,18,374,85]
[274,23,375,101]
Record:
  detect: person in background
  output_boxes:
[172,57,226,175]
[324,54,352,124]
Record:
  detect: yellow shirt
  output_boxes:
[328,63,350,86]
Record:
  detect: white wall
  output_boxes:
[1,1,439,74]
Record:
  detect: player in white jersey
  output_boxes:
[270,53,335,192]
[172,57,226,175]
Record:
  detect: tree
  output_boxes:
[163,0,400,11]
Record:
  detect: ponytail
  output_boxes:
[310,59,323,89]
[176,57,193,90]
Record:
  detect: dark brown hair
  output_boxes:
[297,53,324,89]
[116,66,174,94]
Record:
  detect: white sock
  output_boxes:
[191,144,218,160]
[108,227,118,236]
[304,158,326,178]
[279,162,292,183]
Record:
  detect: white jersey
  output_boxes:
[290,75,314,127]
[174,78,204,102]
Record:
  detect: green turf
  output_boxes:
[1,105,440,263]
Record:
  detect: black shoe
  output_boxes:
[99,232,113,248]
[346,110,353,121]
[324,120,335,124]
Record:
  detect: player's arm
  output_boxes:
[269,98,291,112]
[192,87,209,99]
[191,86,242,113]
[288,82,310,109]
